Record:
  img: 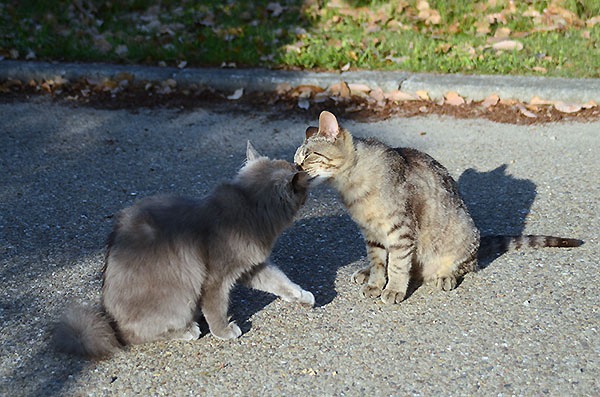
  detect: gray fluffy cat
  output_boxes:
[294,111,582,305]
[55,142,314,359]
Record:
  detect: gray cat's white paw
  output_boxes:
[281,288,315,307]
[188,322,201,340]
[360,284,383,298]
[298,290,315,307]
[351,266,371,285]
[435,276,457,291]
[212,322,242,340]
[381,288,406,304]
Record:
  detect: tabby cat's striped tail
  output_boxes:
[479,235,583,258]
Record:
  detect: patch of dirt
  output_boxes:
[1,77,599,125]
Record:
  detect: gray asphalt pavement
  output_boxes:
[0,97,598,396]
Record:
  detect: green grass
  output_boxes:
[0,0,599,78]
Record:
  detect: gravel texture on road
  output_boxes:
[1,98,598,396]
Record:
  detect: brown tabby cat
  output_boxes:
[294,111,582,304]
[55,142,314,359]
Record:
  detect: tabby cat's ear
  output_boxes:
[318,111,340,141]
[246,140,262,162]
[305,126,318,139]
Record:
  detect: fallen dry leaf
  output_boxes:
[486,13,508,25]
[445,91,465,106]
[385,55,409,64]
[290,85,324,99]
[532,66,547,73]
[329,81,351,99]
[482,94,500,108]
[554,102,582,113]
[530,96,556,105]
[348,83,370,93]
[275,83,292,95]
[340,62,350,72]
[587,16,600,28]
[227,88,244,100]
[415,90,429,100]
[582,100,597,109]
[384,90,417,101]
[526,104,539,112]
[474,20,491,35]
[416,0,441,25]
[494,27,511,39]
[491,40,523,51]
[517,104,537,118]
[369,88,385,102]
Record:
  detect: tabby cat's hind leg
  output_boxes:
[431,251,477,292]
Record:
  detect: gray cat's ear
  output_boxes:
[246,140,262,162]
[290,171,310,193]
[305,126,318,139]
[318,111,340,141]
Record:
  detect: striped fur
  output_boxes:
[295,111,582,304]
[479,235,583,258]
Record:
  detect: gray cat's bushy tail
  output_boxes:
[54,305,122,360]
[479,235,583,258]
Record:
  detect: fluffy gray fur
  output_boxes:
[55,142,314,360]
[295,111,582,305]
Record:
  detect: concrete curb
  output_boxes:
[1,60,599,104]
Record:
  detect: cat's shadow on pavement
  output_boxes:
[212,164,536,335]
[458,164,537,268]
[214,211,364,336]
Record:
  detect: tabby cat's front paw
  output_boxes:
[211,322,242,340]
[360,284,383,298]
[435,276,457,291]
[381,288,406,304]
[351,266,371,285]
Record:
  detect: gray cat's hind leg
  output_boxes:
[158,322,201,341]
[243,261,315,307]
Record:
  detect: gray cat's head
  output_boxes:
[294,111,353,184]
[236,141,310,209]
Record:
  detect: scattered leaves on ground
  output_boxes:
[1,75,598,126]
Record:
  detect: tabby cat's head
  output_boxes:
[294,111,353,184]
[237,141,310,209]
